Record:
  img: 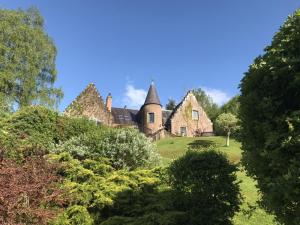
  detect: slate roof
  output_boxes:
[111,107,139,125]
[111,107,172,126]
[144,83,161,106]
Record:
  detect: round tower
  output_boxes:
[141,82,163,135]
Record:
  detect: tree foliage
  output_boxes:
[240,9,300,225]
[192,88,220,121]
[0,7,63,109]
[165,98,176,110]
[215,113,238,146]
[168,150,241,225]
[220,96,240,116]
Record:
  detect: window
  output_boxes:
[180,127,187,136]
[148,113,155,123]
[192,110,199,120]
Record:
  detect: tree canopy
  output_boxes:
[215,113,238,146]
[0,7,62,109]
[165,98,176,110]
[220,96,240,116]
[240,9,300,225]
[192,88,220,121]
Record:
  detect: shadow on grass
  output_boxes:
[187,139,216,150]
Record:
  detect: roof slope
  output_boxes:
[165,91,192,129]
[111,107,139,125]
[144,83,161,106]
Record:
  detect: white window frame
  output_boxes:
[192,110,199,120]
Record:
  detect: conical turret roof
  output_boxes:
[144,82,161,106]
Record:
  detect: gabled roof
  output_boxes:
[144,82,161,106]
[165,91,193,129]
[64,83,111,125]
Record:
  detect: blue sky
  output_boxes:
[1,1,299,110]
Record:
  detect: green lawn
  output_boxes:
[156,136,276,225]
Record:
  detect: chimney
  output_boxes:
[106,93,112,112]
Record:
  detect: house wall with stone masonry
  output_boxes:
[64,84,112,125]
[140,104,164,137]
[170,92,213,137]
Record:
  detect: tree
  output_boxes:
[192,88,220,121]
[239,9,300,225]
[168,150,241,225]
[220,95,240,116]
[0,7,63,109]
[0,156,65,225]
[166,98,176,110]
[215,113,238,146]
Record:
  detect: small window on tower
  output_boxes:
[192,110,199,120]
[148,113,155,123]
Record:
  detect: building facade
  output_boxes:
[64,82,213,139]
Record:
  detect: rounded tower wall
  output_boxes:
[141,104,163,135]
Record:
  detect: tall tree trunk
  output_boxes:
[226,131,231,147]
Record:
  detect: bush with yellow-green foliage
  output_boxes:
[48,152,177,225]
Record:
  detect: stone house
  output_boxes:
[64,82,213,139]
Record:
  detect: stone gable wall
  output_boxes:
[64,84,112,125]
[170,92,213,137]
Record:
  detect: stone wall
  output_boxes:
[140,104,164,136]
[64,84,112,125]
[169,92,213,137]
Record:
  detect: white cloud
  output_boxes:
[202,87,230,106]
[123,84,147,109]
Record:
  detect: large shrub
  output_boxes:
[52,128,160,170]
[239,9,300,225]
[0,106,60,158]
[168,150,241,225]
[0,106,108,159]
[100,128,160,169]
[0,156,65,225]
[49,152,167,225]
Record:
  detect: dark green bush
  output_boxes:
[0,106,109,159]
[240,9,300,225]
[168,150,241,225]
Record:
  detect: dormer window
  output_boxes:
[148,113,155,123]
[192,110,199,120]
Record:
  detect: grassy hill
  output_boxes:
[156,136,277,225]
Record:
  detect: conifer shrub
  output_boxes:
[48,152,165,225]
